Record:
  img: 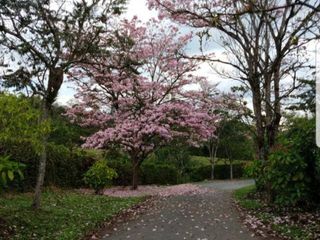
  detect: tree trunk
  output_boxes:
[211,144,219,180]
[211,162,215,180]
[131,160,139,190]
[251,87,266,161]
[32,68,63,209]
[32,103,49,209]
[229,159,233,180]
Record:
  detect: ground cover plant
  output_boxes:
[0,189,142,240]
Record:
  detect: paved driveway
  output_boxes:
[100,180,265,240]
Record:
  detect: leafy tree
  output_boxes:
[0,93,49,151]
[287,78,315,114]
[49,105,94,147]
[217,119,254,179]
[0,93,48,189]
[148,0,319,161]
[0,0,127,208]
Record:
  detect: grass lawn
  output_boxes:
[234,185,320,240]
[0,189,143,240]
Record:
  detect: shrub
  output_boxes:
[189,163,245,181]
[252,147,309,206]
[84,159,118,194]
[45,145,98,188]
[0,155,25,189]
[141,163,178,185]
[1,141,99,190]
[106,150,132,186]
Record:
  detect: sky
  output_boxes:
[56,0,319,108]
[56,0,236,105]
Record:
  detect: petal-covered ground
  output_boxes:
[91,180,266,240]
[102,184,209,198]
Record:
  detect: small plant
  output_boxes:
[83,159,118,194]
[0,155,25,189]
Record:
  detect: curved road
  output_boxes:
[101,180,263,240]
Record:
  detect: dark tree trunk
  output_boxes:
[229,159,233,180]
[32,68,64,209]
[251,87,267,161]
[131,160,140,190]
[32,103,49,209]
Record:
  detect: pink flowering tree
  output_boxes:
[68,18,217,189]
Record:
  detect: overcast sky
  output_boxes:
[57,0,319,107]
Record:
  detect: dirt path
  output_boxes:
[101,180,263,240]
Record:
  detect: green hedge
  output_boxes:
[141,163,178,185]
[2,141,97,190]
[189,164,245,182]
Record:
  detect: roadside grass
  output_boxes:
[234,185,318,240]
[0,189,142,240]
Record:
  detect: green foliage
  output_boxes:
[141,163,178,185]
[216,119,254,161]
[0,94,50,153]
[188,163,245,182]
[282,117,320,203]
[1,141,100,190]
[268,149,308,206]
[0,190,141,240]
[0,155,25,188]
[48,105,94,147]
[251,117,320,206]
[151,144,191,183]
[84,159,118,194]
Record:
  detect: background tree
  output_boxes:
[148,0,320,161]
[286,78,315,115]
[0,0,127,208]
[0,93,49,189]
[217,119,255,179]
[68,18,217,189]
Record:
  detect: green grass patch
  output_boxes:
[0,190,142,240]
[234,185,262,210]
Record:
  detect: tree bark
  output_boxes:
[32,103,49,209]
[229,159,233,180]
[32,68,63,209]
[210,143,219,180]
[131,160,140,190]
[251,86,266,161]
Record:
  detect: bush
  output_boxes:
[189,163,245,181]
[1,140,99,190]
[45,145,98,188]
[250,148,308,206]
[0,155,25,189]
[141,163,178,185]
[250,117,320,207]
[84,159,118,194]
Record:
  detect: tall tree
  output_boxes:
[0,0,127,208]
[68,18,217,189]
[148,0,320,161]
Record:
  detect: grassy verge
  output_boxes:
[0,189,143,240]
[234,185,319,240]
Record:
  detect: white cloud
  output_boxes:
[124,0,157,21]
